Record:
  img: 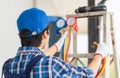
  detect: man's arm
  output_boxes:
[88,55,102,75]
[52,56,95,78]
[88,43,110,75]
[44,31,68,56]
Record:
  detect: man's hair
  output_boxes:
[19,24,51,47]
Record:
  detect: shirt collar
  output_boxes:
[17,46,45,55]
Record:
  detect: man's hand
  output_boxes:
[54,31,68,52]
[95,43,110,58]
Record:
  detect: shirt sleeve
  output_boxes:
[51,57,95,78]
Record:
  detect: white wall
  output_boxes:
[0,0,33,76]
[105,1,120,58]
[96,0,120,57]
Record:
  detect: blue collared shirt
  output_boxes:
[8,46,95,78]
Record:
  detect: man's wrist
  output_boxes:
[94,53,103,58]
[94,54,103,61]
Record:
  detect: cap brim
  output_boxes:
[47,16,57,22]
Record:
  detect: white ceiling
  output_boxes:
[36,0,88,17]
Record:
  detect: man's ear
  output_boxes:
[42,30,48,39]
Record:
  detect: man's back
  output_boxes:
[3,46,94,78]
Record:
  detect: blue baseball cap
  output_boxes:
[17,8,57,37]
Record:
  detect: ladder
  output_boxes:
[64,11,120,78]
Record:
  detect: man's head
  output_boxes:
[17,8,57,48]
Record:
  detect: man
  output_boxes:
[2,8,109,78]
